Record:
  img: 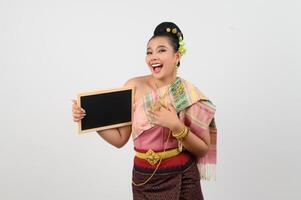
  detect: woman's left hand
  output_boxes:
[148,104,183,131]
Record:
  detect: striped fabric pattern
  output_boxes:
[132,77,217,180]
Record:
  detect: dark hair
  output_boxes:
[150,22,184,52]
[149,22,184,67]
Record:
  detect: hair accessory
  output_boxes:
[165,27,186,56]
[178,36,186,55]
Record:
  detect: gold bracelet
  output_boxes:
[173,126,190,152]
[179,126,189,140]
[172,126,186,138]
[172,126,189,140]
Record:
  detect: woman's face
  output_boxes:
[146,36,180,81]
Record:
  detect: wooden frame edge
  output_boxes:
[77,86,134,135]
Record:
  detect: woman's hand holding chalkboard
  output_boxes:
[72,100,86,122]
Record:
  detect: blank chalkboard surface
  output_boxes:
[77,87,133,134]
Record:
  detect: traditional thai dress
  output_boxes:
[131,77,217,200]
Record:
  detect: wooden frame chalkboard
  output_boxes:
[77,87,134,134]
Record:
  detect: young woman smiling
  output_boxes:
[72,22,217,200]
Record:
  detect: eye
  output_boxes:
[146,51,152,55]
[158,49,166,53]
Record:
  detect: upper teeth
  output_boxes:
[152,64,161,67]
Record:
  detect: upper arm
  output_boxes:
[124,77,139,103]
[199,127,210,146]
[124,78,137,88]
[117,125,132,147]
[114,78,137,146]
[184,101,216,146]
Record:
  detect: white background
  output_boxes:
[1,0,300,199]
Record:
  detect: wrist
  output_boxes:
[170,121,185,133]
[172,125,189,141]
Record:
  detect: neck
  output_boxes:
[153,74,177,88]
[151,66,178,88]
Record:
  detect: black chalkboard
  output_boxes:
[77,87,133,134]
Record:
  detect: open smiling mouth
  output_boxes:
[151,63,163,73]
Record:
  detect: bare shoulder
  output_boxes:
[124,75,152,101]
[124,75,151,88]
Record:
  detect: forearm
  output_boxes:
[97,125,131,148]
[171,122,210,158]
[182,130,209,158]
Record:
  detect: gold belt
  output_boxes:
[135,148,181,166]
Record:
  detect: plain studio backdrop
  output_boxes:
[1,0,300,199]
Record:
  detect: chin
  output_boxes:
[151,73,165,80]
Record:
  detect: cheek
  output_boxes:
[145,56,150,64]
[165,55,175,64]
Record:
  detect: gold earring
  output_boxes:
[175,62,179,75]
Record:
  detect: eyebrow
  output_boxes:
[147,45,168,51]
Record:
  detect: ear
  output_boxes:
[175,51,182,63]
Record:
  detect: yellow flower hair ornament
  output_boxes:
[178,36,186,56]
[166,27,187,56]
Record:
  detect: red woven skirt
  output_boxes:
[132,151,204,200]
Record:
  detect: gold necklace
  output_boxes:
[132,77,181,186]
[133,78,174,187]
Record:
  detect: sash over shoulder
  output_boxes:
[132,77,217,180]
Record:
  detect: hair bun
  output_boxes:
[153,22,184,39]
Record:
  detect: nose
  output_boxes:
[150,53,158,61]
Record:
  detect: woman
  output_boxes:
[72,22,217,200]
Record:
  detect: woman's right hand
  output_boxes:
[72,100,86,122]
